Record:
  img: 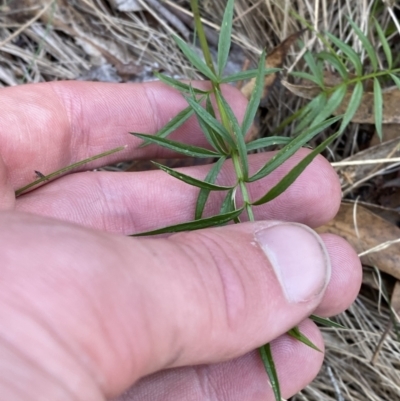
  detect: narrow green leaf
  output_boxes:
[186,95,235,147]
[196,115,227,154]
[219,68,281,83]
[373,78,383,141]
[339,80,363,133]
[217,0,235,76]
[132,133,221,158]
[272,102,315,136]
[259,344,281,401]
[325,32,363,75]
[195,157,227,220]
[290,85,343,140]
[139,105,195,148]
[347,18,378,71]
[313,85,347,126]
[317,51,348,79]
[294,93,327,134]
[173,34,217,81]
[246,136,291,152]
[153,161,233,191]
[303,50,324,87]
[287,327,322,352]
[154,72,210,94]
[15,146,126,196]
[242,50,266,136]
[251,131,340,204]
[390,73,400,89]
[206,93,216,119]
[205,95,228,153]
[219,187,236,214]
[132,208,244,236]
[310,315,345,329]
[215,90,249,179]
[249,115,341,183]
[374,19,393,69]
[290,71,324,87]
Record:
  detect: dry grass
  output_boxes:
[1,0,400,399]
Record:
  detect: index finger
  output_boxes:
[0,81,247,188]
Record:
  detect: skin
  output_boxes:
[0,81,362,401]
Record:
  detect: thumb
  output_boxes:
[0,213,330,400]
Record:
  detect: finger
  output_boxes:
[113,320,324,401]
[313,233,362,317]
[0,212,334,399]
[16,149,341,232]
[0,81,247,188]
[0,155,14,209]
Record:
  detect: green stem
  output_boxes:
[191,0,255,222]
[190,0,215,74]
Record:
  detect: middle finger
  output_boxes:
[16,149,341,234]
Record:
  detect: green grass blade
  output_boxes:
[132,133,221,158]
[310,315,345,329]
[317,51,348,79]
[374,19,393,69]
[287,327,322,352]
[251,131,340,204]
[195,157,227,220]
[152,161,233,191]
[241,50,266,136]
[217,0,234,77]
[249,115,341,183]
[219,68,281,83]
[339,80,363,133]
[132,208,244,236]
[390,73,400,89]
[246,137,291,152]
[347,18,378,71]
[15,146,126,196]
[186,95,235,147]
[173,34,217,81]
[139,105,195,148]
[373,77,383,141]
[259,344,281,401]
[325,32,363,75]
[154,72,210,94]
[215,90,249,179]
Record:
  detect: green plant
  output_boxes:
[285,11,400,141]
[129,2,400,398]
[15,1,399,399]
[130,1,347,399]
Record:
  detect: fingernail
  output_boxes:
[255,223,331,303]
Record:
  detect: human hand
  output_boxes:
[0,81,361,400]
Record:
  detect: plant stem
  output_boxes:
[190,0,215,74]
[191,0,255,222]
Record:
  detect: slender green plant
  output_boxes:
[14,2,399,399]
[130,3,399,399]
[287,11,400,141]
[130,1,349,399]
